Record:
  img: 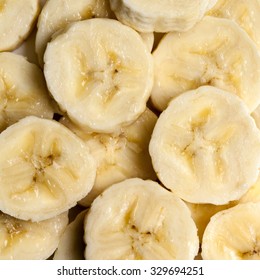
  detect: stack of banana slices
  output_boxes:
[1,0,260,260]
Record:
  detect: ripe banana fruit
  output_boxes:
[53,209,87,260]
[201,202,260,259]
[44,18,153,133]
[151,16,260,112]
[207,0,260,50]
[109,0,217,33]
[0,0,40,52]
[0,116,96,222]
[0,52,54,132]
[35,0,113,66]
[149,86,260,205]
[84,178,199,260]
[0,211,68,260]
[60,108,157,207]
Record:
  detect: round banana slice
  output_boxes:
[0,0,40,52]
[0,52,54,132]
[149,86,260,205]
[109,0,217,33]
[44,18,153,133]
[0,211,68,260]
[84,178,199,260]
[207,0,260,50]
[151,16,260,112]
[202,202,260,260]
[53,210,87,260]
[0,116,96,222]
[60,108,157,207]
[36,0,113,66]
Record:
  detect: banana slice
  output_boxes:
[149,86,260,205]
[207,0,260,50]
[35,0,113,66]
[151,16,260,112]
[0,52,54,132]
[0,211,68,260]
[109,0,217,33]
[84,178,199,260]
[44,18,153,133]
[0,116,96,222]
[0,0,40,52]
[53,209,87,260]
[202,202,260,259]
[60,108,157,207]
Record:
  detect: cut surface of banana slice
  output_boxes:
[0,116,96,222]
[0,52,54,132]
[60,108,157,207]
[0,211,68,260]
[202,202,260,260]
[36,0,113,66]
[44,18,153,133]
[109,0,217,32]
[0,0,40,52]
[53,209,87,260]
[149,86,260,205]
[151,16,260,112]
[207,0,260,50]
[84,178,199,260]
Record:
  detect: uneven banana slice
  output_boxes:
[35,0,113,66]
[0,116,96,222]
[202,202,260,259]
[44,18,153,133]
[207,0,260,50]
[109,0,217,33]
[0,52,54,132]
[149,86,260,205]
[53,209,87,260]
[0,0,40,52]
[151,16,260,112]
[61,108,157,206]
[0,211,68,260]
[84,178,199,260]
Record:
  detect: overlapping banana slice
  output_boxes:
[35,0,113,66]
[109,0,217,32]
[84,178,199,260]
[151,16,260,112]
[60,108,157,206]
[202,202,260,259]
[0,211,68,260]
[0,52,54,132]
[207,0,260,50]
[0,116,96,222]
[44,18,153,133]
[0,0,40,52]
[149,86,260,205]
[53,210,87,260]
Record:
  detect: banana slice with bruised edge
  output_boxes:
[0,211,68,260]
[84,178,199,260]
[149,86,260,205]
[202,202,260,259]
[109,0,217,32]
[35,0,114,66]
[44,18,153,133]
[151,16,260,112]
[0,52,54,132]
[0,116,96,222]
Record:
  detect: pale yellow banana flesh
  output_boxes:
[151,16,260,112]
[84,178,199,260]
[149,86,260,205]
[0,211,68,260]
[0,116,96,221]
